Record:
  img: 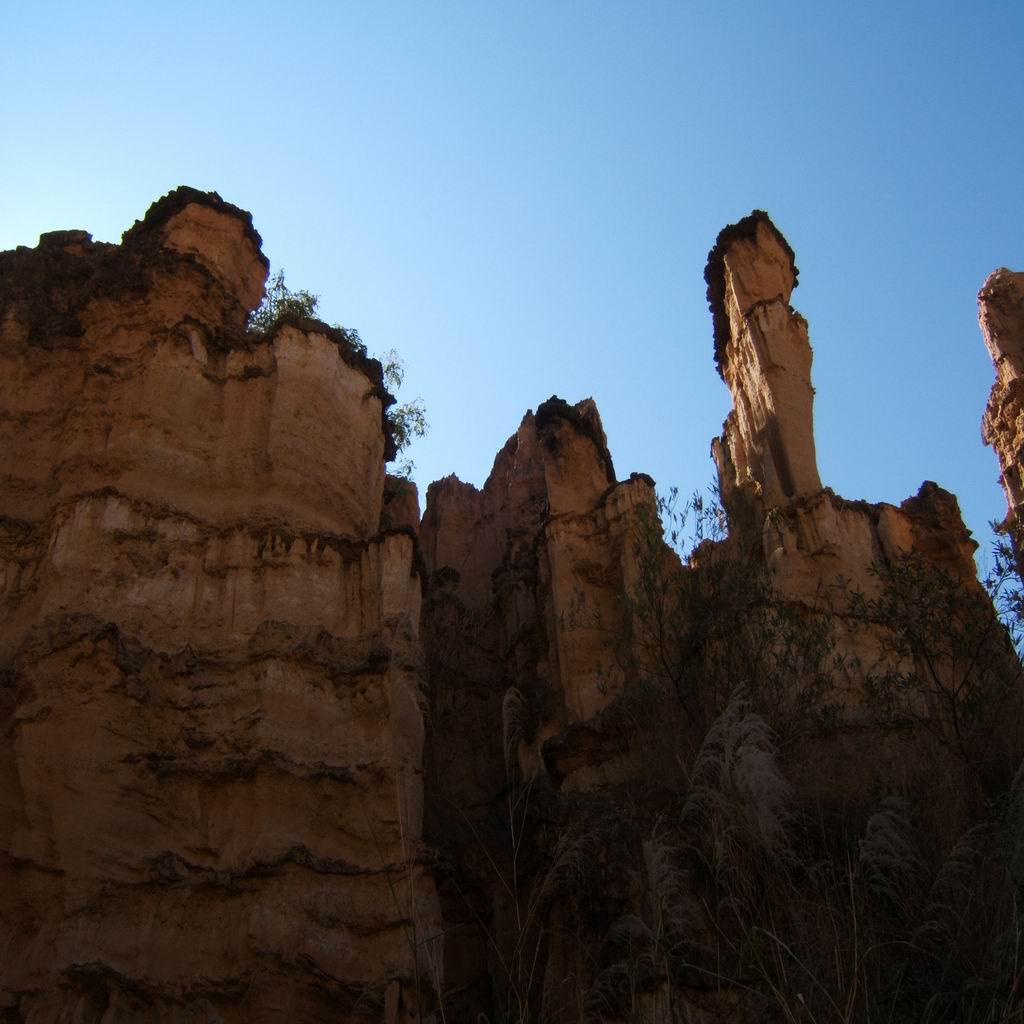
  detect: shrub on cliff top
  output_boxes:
[247,269,322,334]
[247,269,428,476]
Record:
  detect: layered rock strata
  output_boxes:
[1,188,1012,1024]
[0,190,438,1023]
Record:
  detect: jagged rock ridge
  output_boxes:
[417,210,1000,1021]
[1,190,1019,1023]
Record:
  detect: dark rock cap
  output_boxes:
[704,210,798,379]
[121,185,269,270]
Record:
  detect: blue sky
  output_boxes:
[3,1,1022,562]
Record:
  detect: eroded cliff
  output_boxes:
[0,189,438,1023]
[415,212,1011,1022]
[1,191,1019,1024]
[980,266,1024,565]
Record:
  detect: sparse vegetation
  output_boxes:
[986,525,1024,659]
[361,496,1024,1022]
[246,268,323,334]
[247,268,428,476]
[849,552,1024,780]
[474,485,1024,1023]
[581,484,843,740]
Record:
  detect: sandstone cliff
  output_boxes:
[706,213,979,710]
[0,189,438,1023]
[1,191,1019,1024]
[414,213,1009,1022]
[707,211,976,585]
[418,398,660,1016]
[698,212,1007,839]
[980,266,1024,566]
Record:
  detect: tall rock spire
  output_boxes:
[706,211,822,513]
[980,267,1024,563]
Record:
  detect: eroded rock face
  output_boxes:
[707,212,821,511]
[420,398,658,1015]
[0,189,438,1023]
[421,397,653,765]
[2,189,1010,1024]
[0,196,390,539]
[980,267,1024,560]
[420,398,656,804]
[706,212,978,639]
[415,213,1000,1022]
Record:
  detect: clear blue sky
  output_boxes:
[3,2,1022,562]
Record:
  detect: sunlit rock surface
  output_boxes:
[0,191,1010,1024]
[0,189,437,1023]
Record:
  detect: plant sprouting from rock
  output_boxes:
[609,484,841,735]
[379,348,428,479]
[247,269,321,333]
[247,269,427,475]
[245,272,425,479]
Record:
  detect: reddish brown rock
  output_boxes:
[421,397,654,760]
[0,189,439,1023]
[707,212,978,623]
[707,212,821,511]
[2,190,1013,1024]
[382,475,422,534]
[980,267,1024,561]
[420,398,660,1017]
[415,215,1002,1022]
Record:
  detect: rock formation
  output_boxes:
[1,191,1018,1023]
[415,212,1002,1021]
[707,211,976,590]
[0,189,438,1023]
[707,211,821,512]
[418,399,661,1017]
[980,267,1024,564]
[705,212,978,682]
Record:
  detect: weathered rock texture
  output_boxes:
[1,191,1015,1024]
[419,399,658,1015]
[416,212,1003,1021]
[702,209,970,721]
[707,212,977,618]
[422,397,651,736]
[0,189,438,1023]
[701,212,993,811]
[707,212,821,512]
[980,267,1024,563]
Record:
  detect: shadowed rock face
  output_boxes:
[421,396,652,738]
[701,212,979,752]
[419,398,658,1017]
[980,268,1024,562]
[419,396,658,823]
[417,214,993,1022]
[0,191,1009,1024]
[0,189,437,1023]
